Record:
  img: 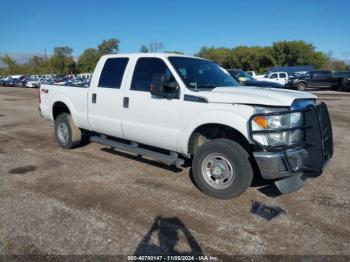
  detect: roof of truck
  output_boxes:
[100,53,205,60]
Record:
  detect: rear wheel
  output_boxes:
[192,139,253,199]
[54,113,81,149]
[296,82,307,91]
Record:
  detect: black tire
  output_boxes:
[192,139,253,199]
[54,113,82,149]
[296,82,307,91]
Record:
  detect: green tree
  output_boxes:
[267,41,329,69]
[323,59,349,71]
[196,41,330,72]
[230,46,273,72]
[27,55,48,74]
[0,54,28,75]
[77,38,120,73]
[49,46,77,74]
[1,54,17,70]
[77,48,100,73]
[139,45,149,53]
[98,38,120,55]
[196,46,231,66]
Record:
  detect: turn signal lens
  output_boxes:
[253,116,268,129]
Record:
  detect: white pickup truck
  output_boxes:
[39,53,333,199]
[255,71,289,85]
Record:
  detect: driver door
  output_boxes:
[122,57,182,151]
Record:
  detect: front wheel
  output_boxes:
[296,82,307,91]
[192,139,253,199]
[54,113,82,149]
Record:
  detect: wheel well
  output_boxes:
[188,124,252,156]
[52,102,70,119]
[297,81,307,86]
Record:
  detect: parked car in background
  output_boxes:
[339,72,350,91]
[2,78,25,87]
[9,75,23,80]
[227,69,284,88]
[268,65,315,76]
[41,74,56,80]
[287,70,341,91]
[66,74,75,80]
[255,72,289,85]
[25,77,41,88]
[246,71,257,77]
[77,73,92,79]
[51,75,68,84]
[330,71,350,78]
[70,76,91,87]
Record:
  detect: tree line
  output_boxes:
[196,41,349,73]
[0,39,120,76]
[1,39,348,76]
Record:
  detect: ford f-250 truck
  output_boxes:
[39,53,333,199]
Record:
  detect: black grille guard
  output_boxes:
[249,102,334,175]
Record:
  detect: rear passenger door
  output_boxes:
[310,72,326,87]
[122,57,182,151]
[88,57,130,138]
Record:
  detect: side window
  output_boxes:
[98,58,129,89]
[279,73,287,78]
[131,58,176,92]
[270,73,278,79]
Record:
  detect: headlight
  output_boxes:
[251,107,303,147]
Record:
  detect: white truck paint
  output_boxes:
[39,53,333,199]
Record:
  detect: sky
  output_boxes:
[1,0,350,62]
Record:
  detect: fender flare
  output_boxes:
[50,94,78,125]
[178,109,250,155]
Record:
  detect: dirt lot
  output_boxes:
[0,87,349,259]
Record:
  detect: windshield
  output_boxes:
[168,57,239,90]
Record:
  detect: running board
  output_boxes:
[90,135,185,166]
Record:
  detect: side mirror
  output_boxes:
[150,74,179,99]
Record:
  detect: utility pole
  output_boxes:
[44,48,47,61]
[44,48,52,74]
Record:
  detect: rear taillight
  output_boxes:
[39,88,49,104]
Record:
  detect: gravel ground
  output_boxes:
[0,87,349,260]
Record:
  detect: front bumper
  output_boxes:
[254,148,307,180]
[251,102,333,194]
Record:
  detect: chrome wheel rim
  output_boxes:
[201,153,235,190]
[57,122,69,144]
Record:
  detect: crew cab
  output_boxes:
[287,70,342,90]
[39,53,333,199]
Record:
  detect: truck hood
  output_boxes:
[197,86,316,107]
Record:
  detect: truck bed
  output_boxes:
[40,84,90,130]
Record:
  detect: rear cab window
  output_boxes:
[98,58,129,88]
